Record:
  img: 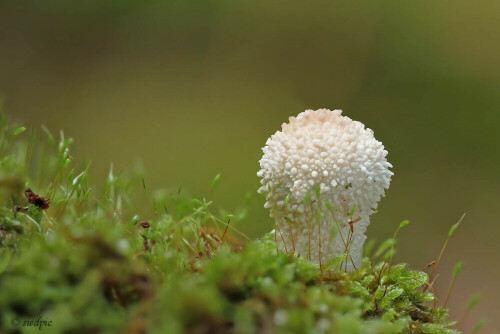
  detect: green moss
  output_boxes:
[0,117,461,333]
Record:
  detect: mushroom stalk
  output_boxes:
[258,109,392,271]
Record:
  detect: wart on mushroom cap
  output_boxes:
[258,109,393,271]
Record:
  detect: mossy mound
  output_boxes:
[0,207,457,334]
[0,117,459,333]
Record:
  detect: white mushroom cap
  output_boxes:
[258,109,393,271]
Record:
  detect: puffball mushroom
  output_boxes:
[257,109,392,271]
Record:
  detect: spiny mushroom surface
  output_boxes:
[257,109,392,271]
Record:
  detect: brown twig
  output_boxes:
[24,188,50,209]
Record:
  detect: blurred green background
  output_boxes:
[1,1,499,332]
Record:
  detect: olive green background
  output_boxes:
[1,1,499,332]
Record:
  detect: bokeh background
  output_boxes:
[1,1,499,332]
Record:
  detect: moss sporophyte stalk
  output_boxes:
[0,110,469,333]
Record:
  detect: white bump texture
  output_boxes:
[258,109,392,271]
